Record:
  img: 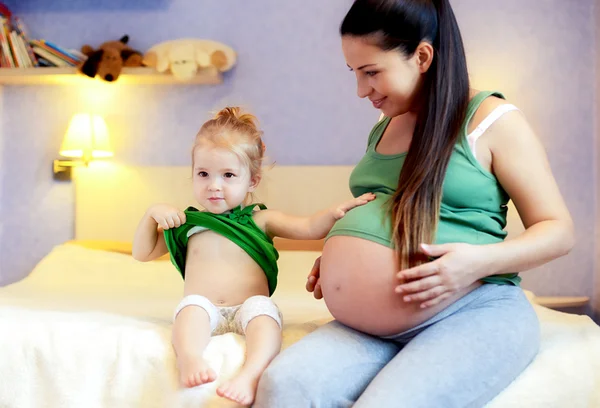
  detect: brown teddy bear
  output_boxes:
[79,35,144,82]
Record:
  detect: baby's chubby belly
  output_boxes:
[183,231,269,305]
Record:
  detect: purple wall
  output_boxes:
[594,0,600,319]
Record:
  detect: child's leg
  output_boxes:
[172,295,221,388]
[217,295,282,406]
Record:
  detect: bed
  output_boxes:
[0,164,598,408]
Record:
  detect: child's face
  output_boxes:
[192,145,258,213]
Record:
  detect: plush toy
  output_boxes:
[79,35,144,82]
[143,39,236,81]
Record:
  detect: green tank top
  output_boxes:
[327,91,520,286]
[163,204,280,295]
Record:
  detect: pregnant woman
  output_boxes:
[254,0,574,407]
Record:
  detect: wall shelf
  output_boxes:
[0,67,223,85]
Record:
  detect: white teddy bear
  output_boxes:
[143,39,236,81]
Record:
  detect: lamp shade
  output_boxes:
[59,113,114,160]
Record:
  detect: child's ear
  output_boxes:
[248,174,261,192]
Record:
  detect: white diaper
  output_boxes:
[173,294,283,335]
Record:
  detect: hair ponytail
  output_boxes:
[341,0,470,269]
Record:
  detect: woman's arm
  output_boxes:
[395,109,574,308]
[475,109,574,277]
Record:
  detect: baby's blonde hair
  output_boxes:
[192,107,265,179]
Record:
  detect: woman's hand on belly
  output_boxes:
[305,256,323,300]
[395,242,487,308]
[319,236,484,335]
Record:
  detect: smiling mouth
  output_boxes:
[371,97,386,108]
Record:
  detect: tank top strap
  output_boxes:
[463,91,506,134]
[367,116,391,150]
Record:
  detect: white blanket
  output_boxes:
[0,244,599,408]
[0,244,332,408]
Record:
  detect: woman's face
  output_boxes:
[342,35,427,117]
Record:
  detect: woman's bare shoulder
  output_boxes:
[467,89,519,132]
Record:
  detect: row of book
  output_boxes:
[0,5,86,68]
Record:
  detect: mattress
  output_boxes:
[0,243,598,408]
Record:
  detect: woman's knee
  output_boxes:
[254,352,313,407]
[258,353,295,389]
[255,326,345,405]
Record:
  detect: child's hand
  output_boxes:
[148,204,186,230]
[332,193,375,220]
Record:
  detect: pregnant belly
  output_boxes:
[320,236,480,336]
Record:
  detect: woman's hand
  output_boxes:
[148,204,186,230]
[306,256,323,300]
[395,243,489,308]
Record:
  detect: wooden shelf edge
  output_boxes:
[0,66,222,85]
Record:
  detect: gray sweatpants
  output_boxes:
[254,283,540,408]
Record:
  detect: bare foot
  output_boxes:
[177,355,217,388]
[216,370,261,406]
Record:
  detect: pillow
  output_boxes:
[25,243,182,296]
[67,240,171,260]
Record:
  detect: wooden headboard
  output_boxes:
[73,164,355,252]
[72,163,525,253]
[68,237,325,259]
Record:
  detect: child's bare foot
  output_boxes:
[178,355,217,388]
[216,370,261,406]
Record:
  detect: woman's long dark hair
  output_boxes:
[341,0,470,269]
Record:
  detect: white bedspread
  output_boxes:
[0,244,598,408]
